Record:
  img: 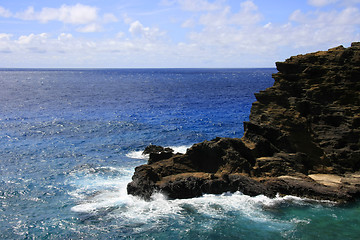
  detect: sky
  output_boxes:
[0,0,360,68]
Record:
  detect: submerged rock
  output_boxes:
[128,43,360,202]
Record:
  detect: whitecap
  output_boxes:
[125,150,148,160]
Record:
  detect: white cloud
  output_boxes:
[176,0,360,66]
[129,20,165,40]
[0,6,12,17]
[307,0,339,7]
[239,0,258,12]
[8,33,48,48]
[0,33,13,53]
[308,0,360,7]
[103,13,118,23]
[181,18,196,28]
[0,33,12,40]
[129,21,145,36]
[122,13,133,24]
[264,6,360,49]
[58,33,73,41]
[16,4,98,24]
[230,0,262,25]
[116,32,125,38]
[199,6,230,27]
[284,7,360,48]
[0,30,170,67]
[175,0,359,62]
[0,33,86,56]
[77,23,103,33]
[198,1,262,27]
[290,7,360,25]
[159,0,177,7]
[55,4,98,24]
[13,4,117,33]
[15,6,35,20]
[169,0,223,11]
[337,7,360,24]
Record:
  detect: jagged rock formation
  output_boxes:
[127,43,360,202]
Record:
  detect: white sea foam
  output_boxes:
[169,145,190,154]
[68,164,322,231]
[67,166,134,201]
[125,150,148,160]
[71,189,127,213]
[125,145,191,160]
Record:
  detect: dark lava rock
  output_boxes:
[143,145,175,164]
[127,43,360,202]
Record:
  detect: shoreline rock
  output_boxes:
[127,43,360,203]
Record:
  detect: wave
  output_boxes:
[125,145,191,160]
[125,150,148,160]
[68,164,330,233]
[67,165,133,200]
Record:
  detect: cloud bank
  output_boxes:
[0,1,359,67]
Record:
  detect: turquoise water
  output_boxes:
[0,69,359,239]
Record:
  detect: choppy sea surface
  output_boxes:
[0,68,359,239]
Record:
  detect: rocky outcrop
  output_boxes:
[143,145,175,164]
[127,43,360,202]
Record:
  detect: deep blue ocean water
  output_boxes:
[0,68,359,239]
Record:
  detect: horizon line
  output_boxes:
[0,67,277,70]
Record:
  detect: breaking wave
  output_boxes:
[125,145,191,160]
[66,163,332,238]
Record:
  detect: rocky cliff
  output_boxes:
[127,43,360,202]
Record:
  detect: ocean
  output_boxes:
[0,68,359,239]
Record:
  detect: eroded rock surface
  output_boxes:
[127,43,360,202]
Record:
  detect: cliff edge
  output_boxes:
[127,43,360,202]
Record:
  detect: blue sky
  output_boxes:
[0,0,359,68]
